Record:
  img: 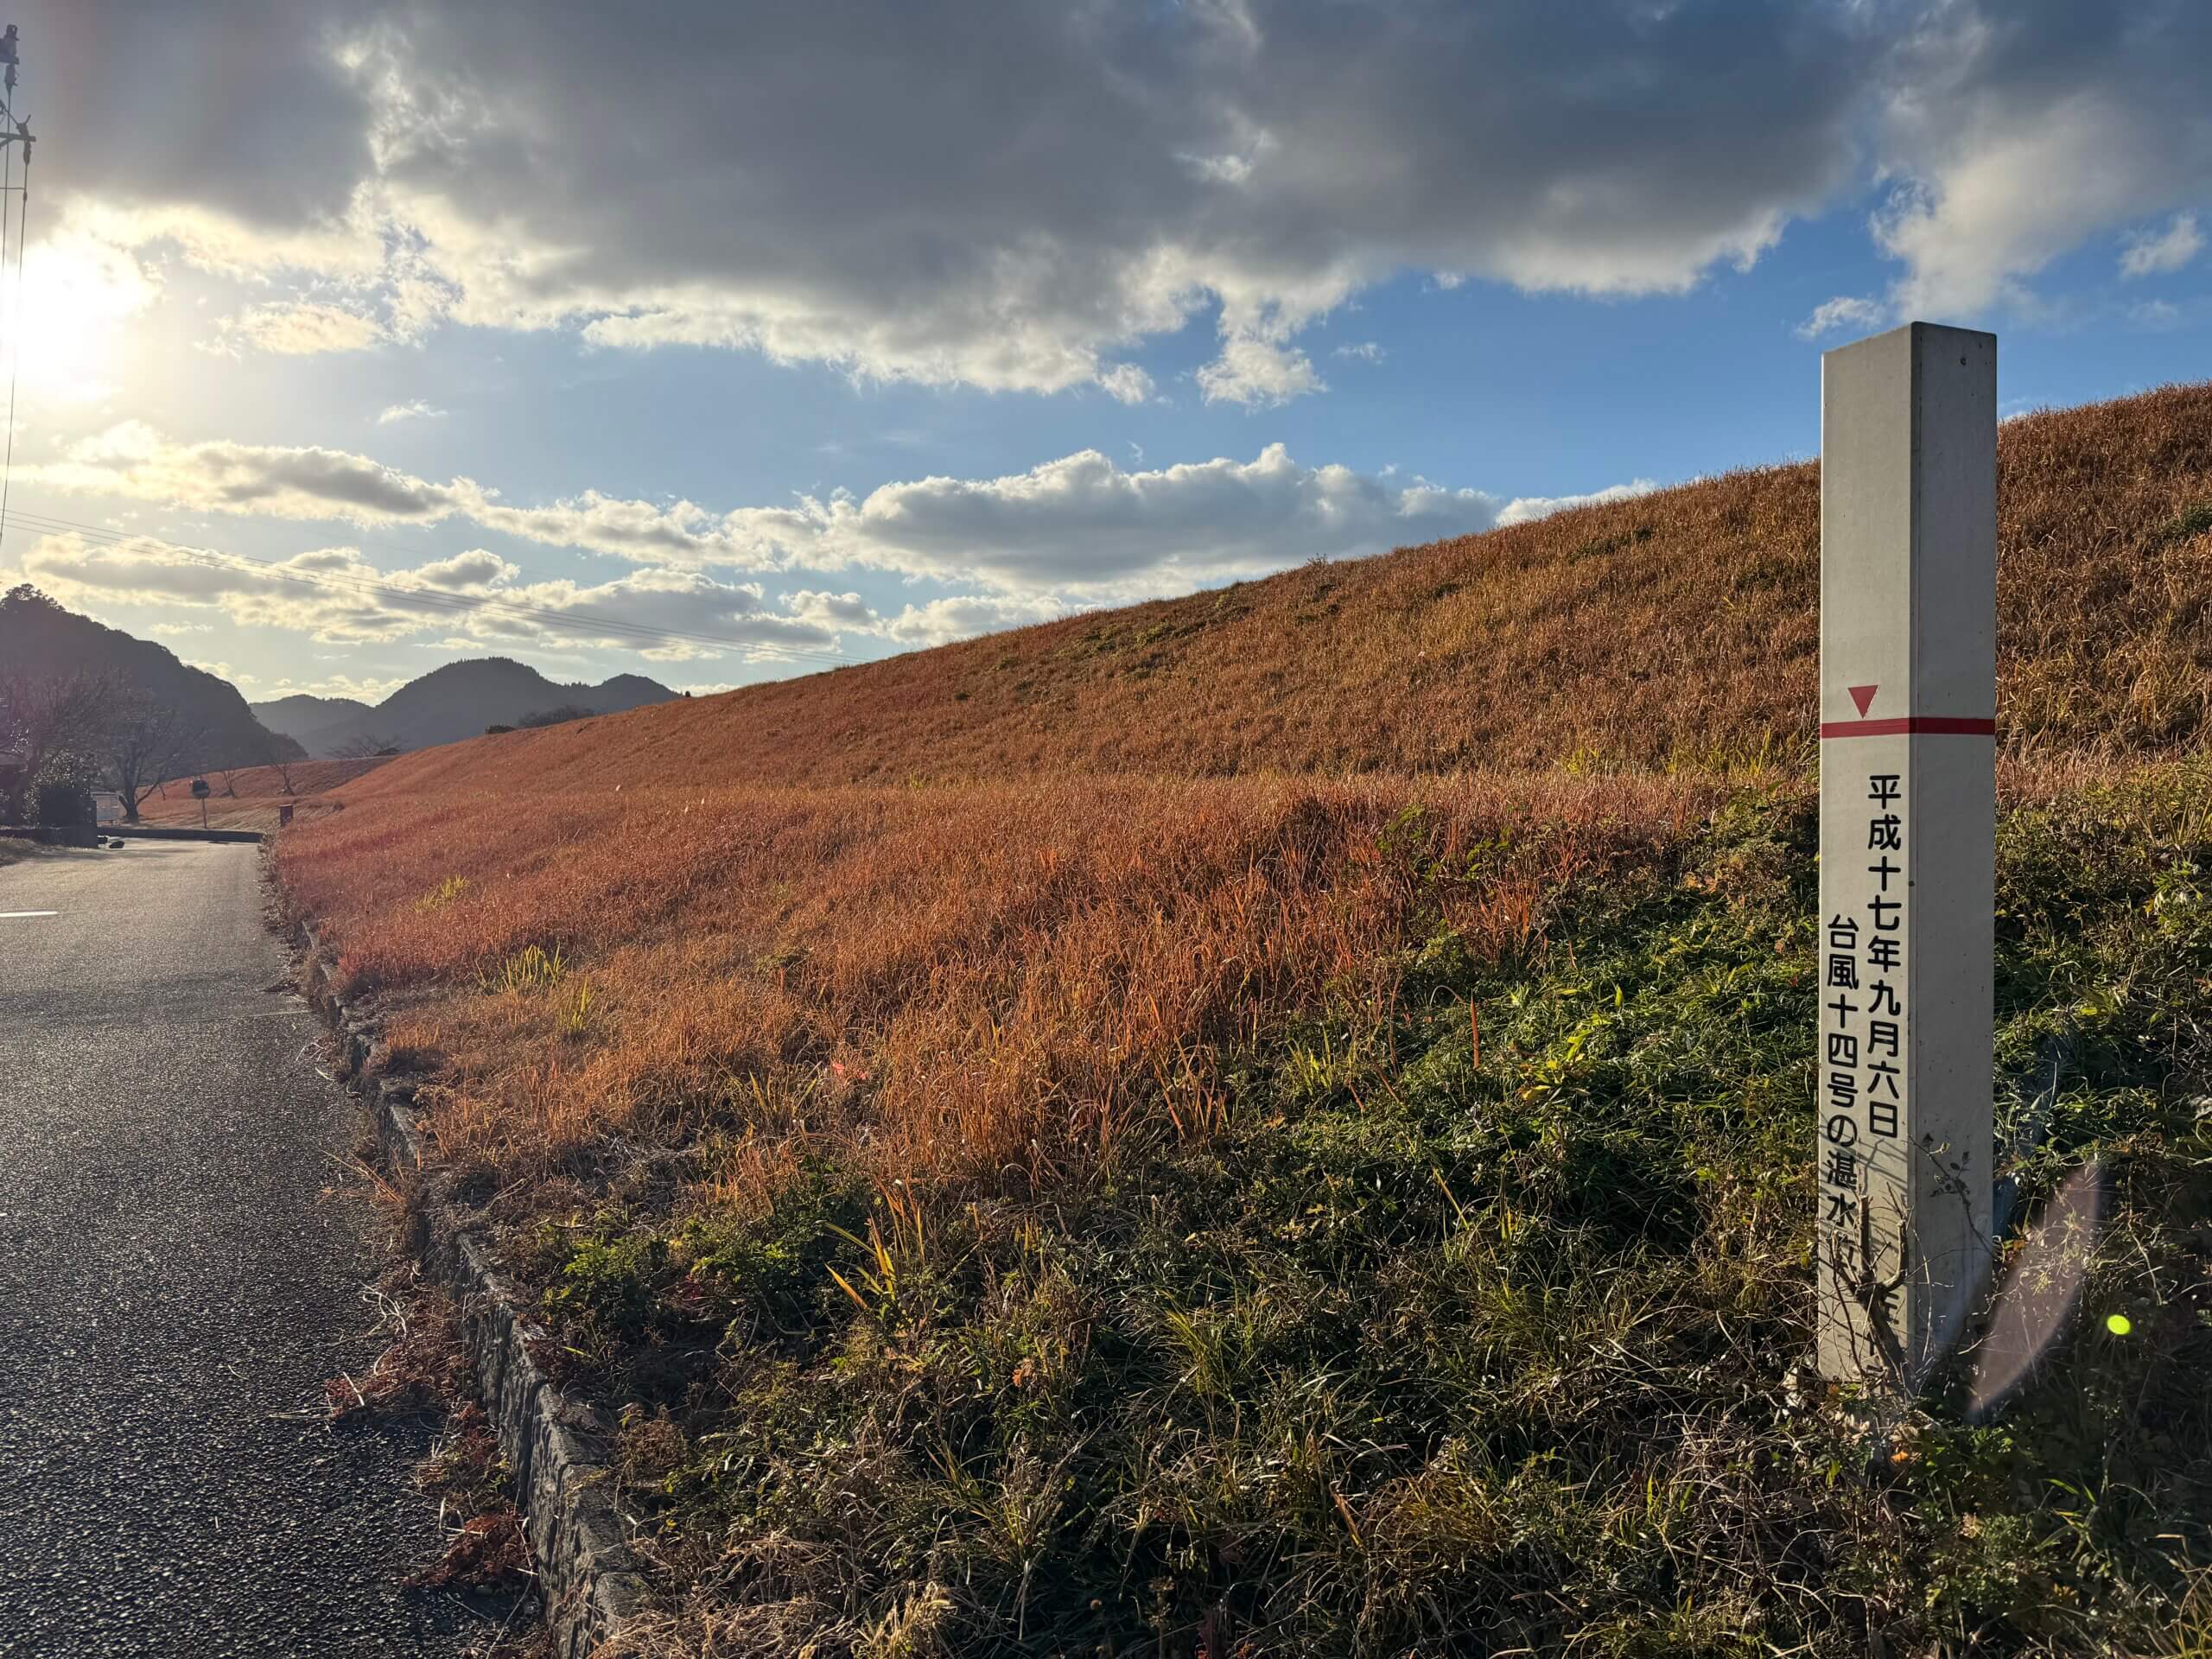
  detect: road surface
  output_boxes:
[0,842,509,1656]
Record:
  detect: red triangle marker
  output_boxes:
[1848,683,1878,717]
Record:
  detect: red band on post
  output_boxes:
[1817,715,1996,738]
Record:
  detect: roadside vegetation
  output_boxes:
[272,383,2212,1655]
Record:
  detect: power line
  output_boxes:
[1,506,865,666]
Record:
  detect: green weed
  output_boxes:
[478,943,565,995]
[413,874,470,912]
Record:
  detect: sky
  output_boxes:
[0,0,2208,706]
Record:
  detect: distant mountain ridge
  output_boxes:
[254,658,677,755]
[252,692,372,740]
[1,585,305,772]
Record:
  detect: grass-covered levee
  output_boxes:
[439,765,2212,1657]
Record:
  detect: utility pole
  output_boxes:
[0,22,31,557]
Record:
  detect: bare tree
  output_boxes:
[0,669,117,822]
[332,733,403,760]
[256,738,301,796]
[103,694,197,823]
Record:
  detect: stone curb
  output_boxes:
[298,922,653,1659]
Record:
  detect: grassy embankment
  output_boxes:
[276,385,2212,1655]
[136,757,385,831]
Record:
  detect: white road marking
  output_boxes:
[0,910,60,918]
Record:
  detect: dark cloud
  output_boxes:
[16,2,375,226]
[24,3,2212,389]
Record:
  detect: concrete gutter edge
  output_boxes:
[297,921,653,1659]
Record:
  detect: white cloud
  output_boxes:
[1866,10,2212,321]
[781,588,878,629]
[1332,341,1384,363]
[1196,336,1325,407]
[377,399,448,424]
[1494,479,1658,527]
[21,421,1649,607]
[215,299,389,356]
[16,531,840,658]
[879,594,1070,648]
[1095,364,1156,405]
[1796,296,1888,340]
[24,423,459,525]
[2120,213,2202,279]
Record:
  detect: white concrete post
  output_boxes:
[1816,321,1997,1389]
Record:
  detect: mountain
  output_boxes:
[251,693,372,746]
[259,658,678,755]
[0,586,307,771]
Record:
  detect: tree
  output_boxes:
[31,749,99,830]
[256,737,300,796]
[0,668,116,823]
[332,733,403,760]
[103,694,197,823]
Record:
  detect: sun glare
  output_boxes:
[0,227,159,404]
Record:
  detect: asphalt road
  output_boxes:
[0,842,510,1656]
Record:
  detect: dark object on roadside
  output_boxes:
[485,724,516,735]
[190,777,211,798]
[33,775,94,830]
[105,837,124,849]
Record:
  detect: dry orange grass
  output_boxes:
[138,757,387,830]
[281,772,1732,1198]
[275,382,2212,1206]
[331,381,2212,810]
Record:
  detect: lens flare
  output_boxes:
[1968,1161,2107,1419]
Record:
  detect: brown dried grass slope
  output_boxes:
[340,381,2212,804]
[137,758,388,830]
[281,772,1726,1192]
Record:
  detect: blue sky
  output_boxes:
[2,2,2208,706]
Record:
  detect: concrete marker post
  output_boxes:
[1815,321,1997,1390]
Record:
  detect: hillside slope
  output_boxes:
[340,382,2212,802]
[273,658,678,756]
[273,381,2212,1655]
[0,586,306,772]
